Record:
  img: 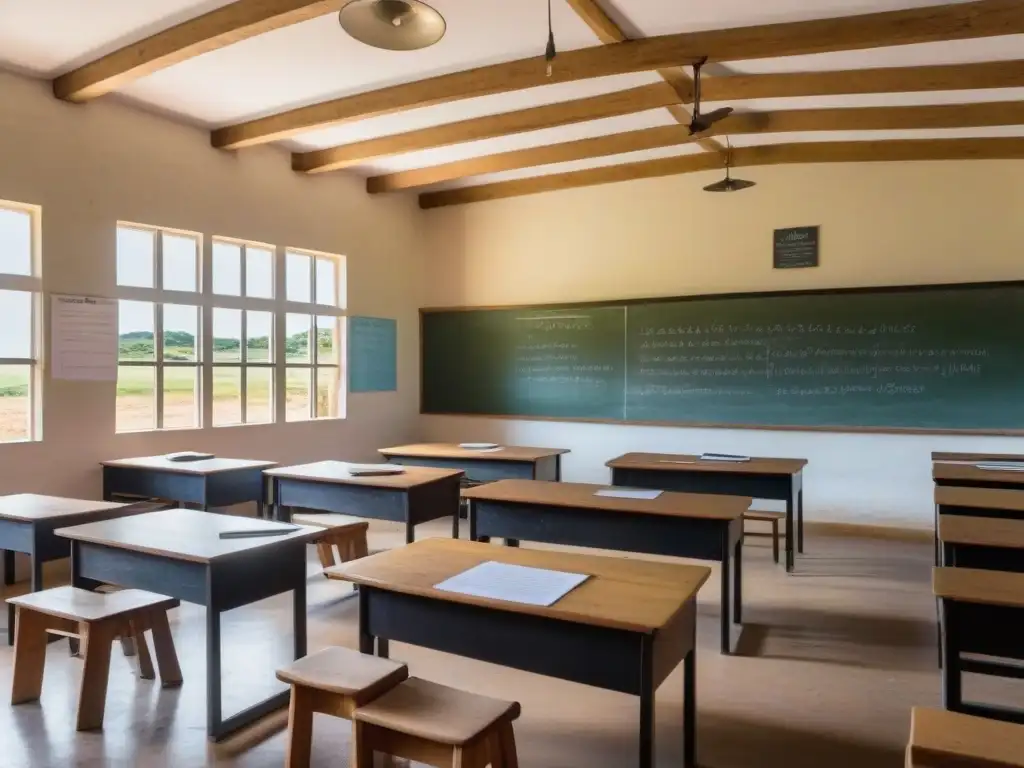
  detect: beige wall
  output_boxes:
[422,159,1024,529]
[0,69,425,500]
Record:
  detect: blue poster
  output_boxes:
[348,316,397,393]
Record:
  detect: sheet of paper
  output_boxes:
[435,561,589,607]
[51,295,118,381]
[347,464,405,476]
[700,453,751,462]
[595,488,663,500]
[976,462,1024,472]
[459,443,501,450]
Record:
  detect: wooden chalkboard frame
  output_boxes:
[419,280,1024,436]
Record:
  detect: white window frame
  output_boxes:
[0,199,42,443]
[115,222,202,432]
[283,247,347,422]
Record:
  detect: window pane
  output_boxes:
[116,227,155,288]
[316,367,340,419]
[0,208,32,276]
[246,310,273,363]
[212,241,242,296]
[212,366,242,426]
[285,314,311,363]
[315,315,339,365]
[315,257,336,306]
[162,233,198,292]
[245,367,273,425]
[212,308,241,362]
[286,368,311,422]
[246,247,273,299]
[0,364,30,442]
[163,366,198,429]
[0,290,32,358]
[163,304,198,362]
[118,300,155,362]
[286,251,311,303]
[117,365,155,432]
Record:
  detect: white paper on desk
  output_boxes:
[51,295,118,381]
[595,488,663,500]
[435,561,589,607]
[459,443,501,451]
[976,462,1024,472]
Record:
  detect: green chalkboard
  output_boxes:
[421,283,1024,432]
[349,316,397,393]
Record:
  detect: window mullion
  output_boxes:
[240,309,248,424]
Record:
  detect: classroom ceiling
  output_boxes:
[1,0,1023,206]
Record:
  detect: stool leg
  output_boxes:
[77,621,116,731]
[351,720,374,768]
[130,621,155,680]
[316,541,336,570]
[149,611,183,688]
[498,721,519,768]
[772,520,779,564]
[352,534,368,560]
[285,686,314,768]
[11,607,48,705]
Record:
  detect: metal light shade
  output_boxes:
[339,0,446,51]
[703,176,756,192]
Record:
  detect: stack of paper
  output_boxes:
[347,464,405,476]
[435,561,590,607]
[459,442,502,451]
[595,488,663,500]
[700,453,751,462]
[976,462,1024,472]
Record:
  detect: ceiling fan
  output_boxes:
[338,0,446,51]
[688,57,733,135]
[703,140,756,192]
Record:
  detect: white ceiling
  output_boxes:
[0,0,1021,194]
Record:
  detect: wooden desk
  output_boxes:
[907,706,1024,767]
[379,443,569,483]
[607,452,807,572]
[933,486,1024,565]
[326,538,710,768]
[933,461,1024,490]
[101,456,276,516]
[463,479,748,654]
[56,509,321,741]
[932,451,1024,463]
[264,461,463,542]
[933,567,1024,725]
[940,513,1024,573]
[0,495,157,646]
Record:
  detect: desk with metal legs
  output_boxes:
[379,443,568,483]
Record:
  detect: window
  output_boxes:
[210,237,276,426]
[115,223,201,432]
[284,249,345,421]
[0,201,40,442]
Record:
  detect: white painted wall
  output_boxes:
[0,70,426,500]
[422,160,1024,529]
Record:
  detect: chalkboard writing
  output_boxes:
[349,316,397,392]
[420,283,1024,432]
[774,226,819,269]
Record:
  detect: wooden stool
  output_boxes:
[743,509,786,564]
[293,513,370,572]
[276,646,408,768]
[907,706,1024,767]
[8,586,181,731]
[352,677,520,768]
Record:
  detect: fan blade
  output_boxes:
[689,107,733,135]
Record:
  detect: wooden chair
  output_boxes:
[907,706,1024,767]
[743,509,786,564]
[352,677,520,768]
[292,513,370,572]
[8,586,181,731]
[275,646,409,768]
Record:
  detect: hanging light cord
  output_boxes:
[545,0,557,77]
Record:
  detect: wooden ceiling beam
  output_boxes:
[292,83,679,173]
[371,100,1024,192]
[53,0,342,102]
[213,0,1024,149]
[418,137,1024,208]
[702,59,1024,102]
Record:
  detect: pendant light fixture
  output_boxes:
[703,139,756,192]
[338,0,446,51]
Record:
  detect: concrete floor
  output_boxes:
[0,519,1016,768]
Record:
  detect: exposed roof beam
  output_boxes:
[371,101,1024,192]
[418,137,1024,208]
[293,83,679,173]
[565,0,722,153]
[702,59,1024,102]
[213,0,1024,149]
[53,0,342,102]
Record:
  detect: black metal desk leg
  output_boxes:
[505,538,520,547]
[358,595,374,654]
[404,520,414,545]
[720,548,731,655]
[451,507,460,539]
[734,538,743,626]
[377,637,390,658]
[785,494,795,573]
[639,636,655,768]
[940,601,961,712]
[684,646,696,768]
[797,485,805,554]
[206,603,223,738]
[4,550,14,646]
[293,579,307,661]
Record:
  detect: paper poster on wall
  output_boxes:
[348,316,397,393]
[51,294,118,381]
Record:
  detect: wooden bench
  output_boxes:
[907,706,1024,767]
[292,513,370,572]
[8,586,181,731]
[744,508,786,564]
[352,677,520,768]
[276,646,408,768]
